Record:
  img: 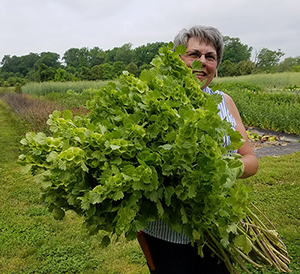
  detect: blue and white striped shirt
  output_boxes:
[143,87,237,244]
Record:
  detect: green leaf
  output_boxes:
[234,234,253,254]
[148,123,160,138]
[160,144,173,150]
[51,110,61,118]
[148,191,158,202]
[20,164,32,174]
[174,44,186,55]
[113,191,124,201]
[192,229,201,240]
[63,109,73,120]
[33,132,47,145]
[164,186,175,206]
[133,180,144,190]
[180,206,188,224]
[110,144,120,150]
[167,41,174,50]
[191,60,202,72]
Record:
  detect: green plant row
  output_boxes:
[21,81,115,96]
[212,72,300,89]
[219,88,300,134]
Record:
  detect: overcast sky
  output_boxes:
[1,0,300,62]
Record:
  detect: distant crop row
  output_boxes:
[212,71,300,89]
[220,82,300,134]
[5,78,300,136]
[21,80,114,96]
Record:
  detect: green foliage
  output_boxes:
[256,48,285,73]
[223,36,253,64]
[113,61,126,77]
[222,87,300,134]
[90,65,103,80]
[0,101,147,274]
[54,68,68,82]
[219,60,237,77]
[79,66,92,81]
[101,63,114,80]
[18,45,256,272]
[1,77,299,273]
[212,72,300,89]
[126,62,139,76]
[21,80,113,96]
[211,82,263,93]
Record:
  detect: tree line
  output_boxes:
[1,37,300,88]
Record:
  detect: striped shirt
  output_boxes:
[143,87,237,244]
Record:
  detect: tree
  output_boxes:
[1,55,21,75]
[126,62,139,77]
[63,48,80,68]
[89,47,104,67]
[38,52,61,69]
[79,66,92,81]
[78,47,90,68]
[138,63,152,74]
[101,63,114,80]
[54,68,68,82]
[90,65,103,80]
[237,60,255,75]
[35,63,56,82]
[292,63,300,72]
[19,53,39,76]
[104,47,119,64]
[277,56,300,72]
[96,51,106,65]
[134,42,167,65]
[113,61,126,77]
[256,48,285,72]
[218,60,237,77]
[115,43,134,65]
[223,36,252,64]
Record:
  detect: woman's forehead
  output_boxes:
[187,37,216,51]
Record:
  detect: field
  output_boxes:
[0,74,300,273]
[212,71,300,89]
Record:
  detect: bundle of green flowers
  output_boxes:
[18,43,291,273]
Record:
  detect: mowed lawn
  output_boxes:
[0,98,299,274]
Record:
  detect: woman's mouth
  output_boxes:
[194,71,206,80]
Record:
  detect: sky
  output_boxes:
[1,0,300,62]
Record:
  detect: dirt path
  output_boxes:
[247,127,300,158]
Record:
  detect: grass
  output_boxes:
[241,153,300,273]
[0,87,15,94]
[0,100,148,274]
[21,80,116,96]
[212,71,300,89]
[0,97,299,273]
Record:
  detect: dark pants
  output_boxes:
[143,233,230,274]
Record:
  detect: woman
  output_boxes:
[140,25,259,273]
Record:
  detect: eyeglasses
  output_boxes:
[185,50,217,63]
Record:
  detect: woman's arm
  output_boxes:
[224,93,259,178]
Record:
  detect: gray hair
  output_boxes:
[173,25,224,67]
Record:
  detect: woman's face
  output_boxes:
[181,37,218,89]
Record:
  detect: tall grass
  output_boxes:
[212,72,300,89]
[1,93,89,135]
[21,80,115,96]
